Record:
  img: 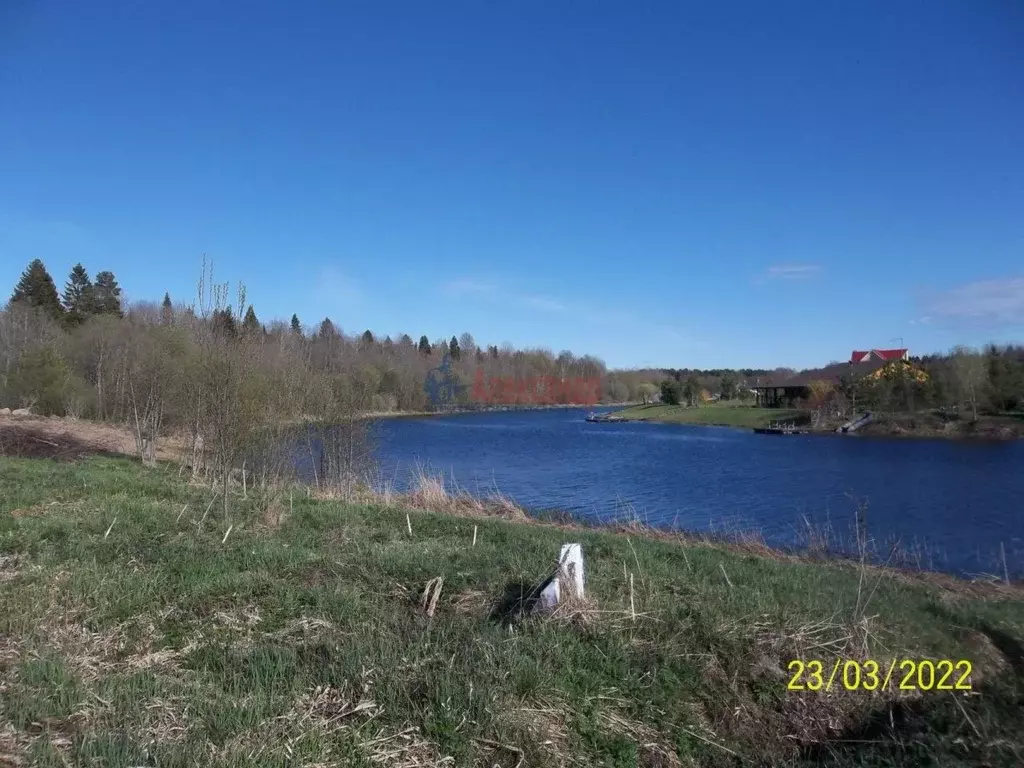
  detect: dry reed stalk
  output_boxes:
[629,572,636,620]
[421,577,444,618]
[199,496,215,524]
[719,563,734,588]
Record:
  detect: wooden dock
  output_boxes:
[753,422,808,435]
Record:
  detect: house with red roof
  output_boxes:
[850,348,908,364]
[751,348,911,408]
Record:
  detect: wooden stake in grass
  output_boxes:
[406,513,412,537]
[472,525,478,547]
[222,524,233,544]
[104,516,117,539]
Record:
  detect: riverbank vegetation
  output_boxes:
[642,350,1024,437]
[2,454,1023,767]
[610,402,806,429]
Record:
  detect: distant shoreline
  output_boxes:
[604,403,1024,440]
[365,402,636,419]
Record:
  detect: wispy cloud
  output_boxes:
[441,278,496,296]
[316,267,365,305]
[765,263,822,280]
[521,294,568,314]
[435,275,698,352]
[921,277,1024,329]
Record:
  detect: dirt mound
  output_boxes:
[0,421,120,461]
[0,416,187,462]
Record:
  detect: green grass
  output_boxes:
[613,402,807,429]
[1,456,1023,766]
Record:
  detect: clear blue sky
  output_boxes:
[2,1,1022,370]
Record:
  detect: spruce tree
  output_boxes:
[449,335,461,361]
[62,263,95,325]
[242,305,260,335]
[361,330,375,346]
[161,292,174,324]
[212,307,238,338]
[317,318,337,339]
[418,335,432,355]
[10,259,64,320]
[92,271,123,317]
[290,314,302,335]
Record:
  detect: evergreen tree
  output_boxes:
[720,371,737,400]
[317,318,337,339]
[489,345,499,359]
[161,292,174,325]
[449,335,461,361]
[361,329,375,346]
[242,305,260,335]
[290,314,302,335]
[399,334,413,346]
[92,271,123,317]
[475,348,485,363]
[62,263,95,324]
[383,336,394,350]
[212,307,238,338]
[660,379,683,405]
[683,375,702,406]
[418,335,432,355]
[10,259,64,320]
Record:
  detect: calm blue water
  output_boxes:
[363,409,1024,577]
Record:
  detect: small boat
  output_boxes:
[753,421,808,435]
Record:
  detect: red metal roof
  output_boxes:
[850,348,907,363]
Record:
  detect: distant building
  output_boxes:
[850,348,908,364]
[751,348,911,408]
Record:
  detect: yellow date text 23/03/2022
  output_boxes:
[786,659,972,692]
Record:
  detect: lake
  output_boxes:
[358,409,1023,577]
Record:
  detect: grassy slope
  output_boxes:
[0,457,1021,767]
[613,402,806,429]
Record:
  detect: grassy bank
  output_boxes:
[1,456,1023,767]
[612,402,806,429]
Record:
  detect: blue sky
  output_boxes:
[2,1,1022,370]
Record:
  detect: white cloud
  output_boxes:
[765,263,822,280]
[922,277,1024,328]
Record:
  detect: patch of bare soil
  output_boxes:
[0,416,185,462]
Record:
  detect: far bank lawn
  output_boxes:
[1,455,1022,767]
[613,401,806,429]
